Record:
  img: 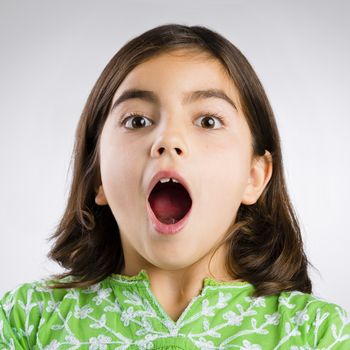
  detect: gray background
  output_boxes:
[1,0,349,312]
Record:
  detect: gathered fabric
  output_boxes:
[1,269,349,349]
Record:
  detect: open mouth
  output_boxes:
[148,179,192,225]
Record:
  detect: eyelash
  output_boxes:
[120,112,226,130]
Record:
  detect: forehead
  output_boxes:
[111,50,241,110]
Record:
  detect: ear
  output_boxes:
[95,185,108,205]
[241,150,273,205]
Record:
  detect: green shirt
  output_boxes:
[0,269,349,349]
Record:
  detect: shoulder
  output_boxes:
[0,278,46,313]
[274,290,350,348]
[0,274,106,310]
[0,276,79,349]
[235,288,350,348]
[276,289,348,317]
[0,276,75,306]
[237,287,349,323]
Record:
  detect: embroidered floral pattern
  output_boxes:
[0,270,349,349]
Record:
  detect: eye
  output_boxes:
[120,112,225,130]
[121,113,152,129]
[194,112,225,129]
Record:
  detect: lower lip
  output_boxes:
[146,200,192,235]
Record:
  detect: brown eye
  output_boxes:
[122,114,152,129]
[195,113,224,129]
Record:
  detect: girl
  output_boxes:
[1,24,349,350]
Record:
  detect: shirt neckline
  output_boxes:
[108,268,254,327]
[109,268,251,288]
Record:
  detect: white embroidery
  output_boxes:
[0,275,349,350]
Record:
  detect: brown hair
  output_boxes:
[46,23,315,296]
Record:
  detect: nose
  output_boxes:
[150,119,188,159]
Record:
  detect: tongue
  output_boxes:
[148,183,192,225]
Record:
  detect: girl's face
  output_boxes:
[96,50,267,274]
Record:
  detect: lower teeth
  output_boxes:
[162,217,177,225]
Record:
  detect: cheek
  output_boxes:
[99,134,141,206]
[199,141,250,209]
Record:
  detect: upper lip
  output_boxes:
[147,170,192,201]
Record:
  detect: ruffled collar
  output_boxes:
[109,268,252,288]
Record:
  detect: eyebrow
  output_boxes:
[110,88,237,112]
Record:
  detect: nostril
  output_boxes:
[156,147,182,155]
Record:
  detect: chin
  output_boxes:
[146,256,195,271]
